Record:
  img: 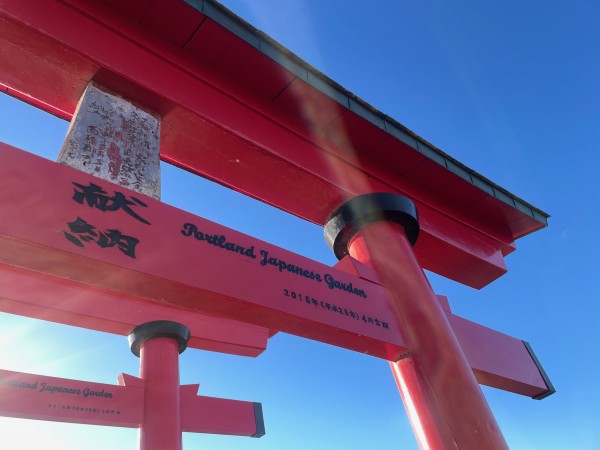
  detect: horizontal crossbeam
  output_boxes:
[0,144,553,398]
[0,0,542,288]
[0,143,408,360]
[0,369,264,435]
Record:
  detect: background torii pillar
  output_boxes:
[325,193,509,450]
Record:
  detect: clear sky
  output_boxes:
[0,0,599,449]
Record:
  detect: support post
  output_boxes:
[129,321,191,450]
[325,193,509,450]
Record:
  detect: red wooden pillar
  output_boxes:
[325,194,509,450]
[129,321,191,450]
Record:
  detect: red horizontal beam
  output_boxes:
[0,368,264,435]
[0,369,143,427]
[180,384,264,437]
[0,0,517,288]
[0,82,72,120]
[335,262,553,399]
[0,144,553,398]
[0,264,269,357]
[446,310,551,398]
[0,143,408,360]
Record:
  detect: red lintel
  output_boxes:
[0,0,549,288]
[446,312,551,398]
[180,384,264,437]
[0,143,408,360]
[0,264,269,357]
[0,368,143,427]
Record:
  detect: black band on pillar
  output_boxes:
[324,193,419,260]
[128,320,191,357]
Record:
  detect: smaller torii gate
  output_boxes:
[0,321,265,450]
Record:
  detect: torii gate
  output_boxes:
[0,1,553,449]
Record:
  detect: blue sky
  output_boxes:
[0,0,599,448]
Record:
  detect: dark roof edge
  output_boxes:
[184,0,550,229]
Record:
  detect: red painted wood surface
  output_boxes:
[347,222,509,449]
[0,0,545,288]
[0,144,552,398]
[180,385,261,436]
[334,258,552,398]
[0,369,143,427]
[0,263,269,357]
[139,337,183,450]
[446,312,548,398]
[0,144,408,360]
[122,372,263,437]
[0,366,263,438]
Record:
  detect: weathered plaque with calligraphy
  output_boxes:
[57,82,161,199]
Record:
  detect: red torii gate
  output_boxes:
[0,1,553,449]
